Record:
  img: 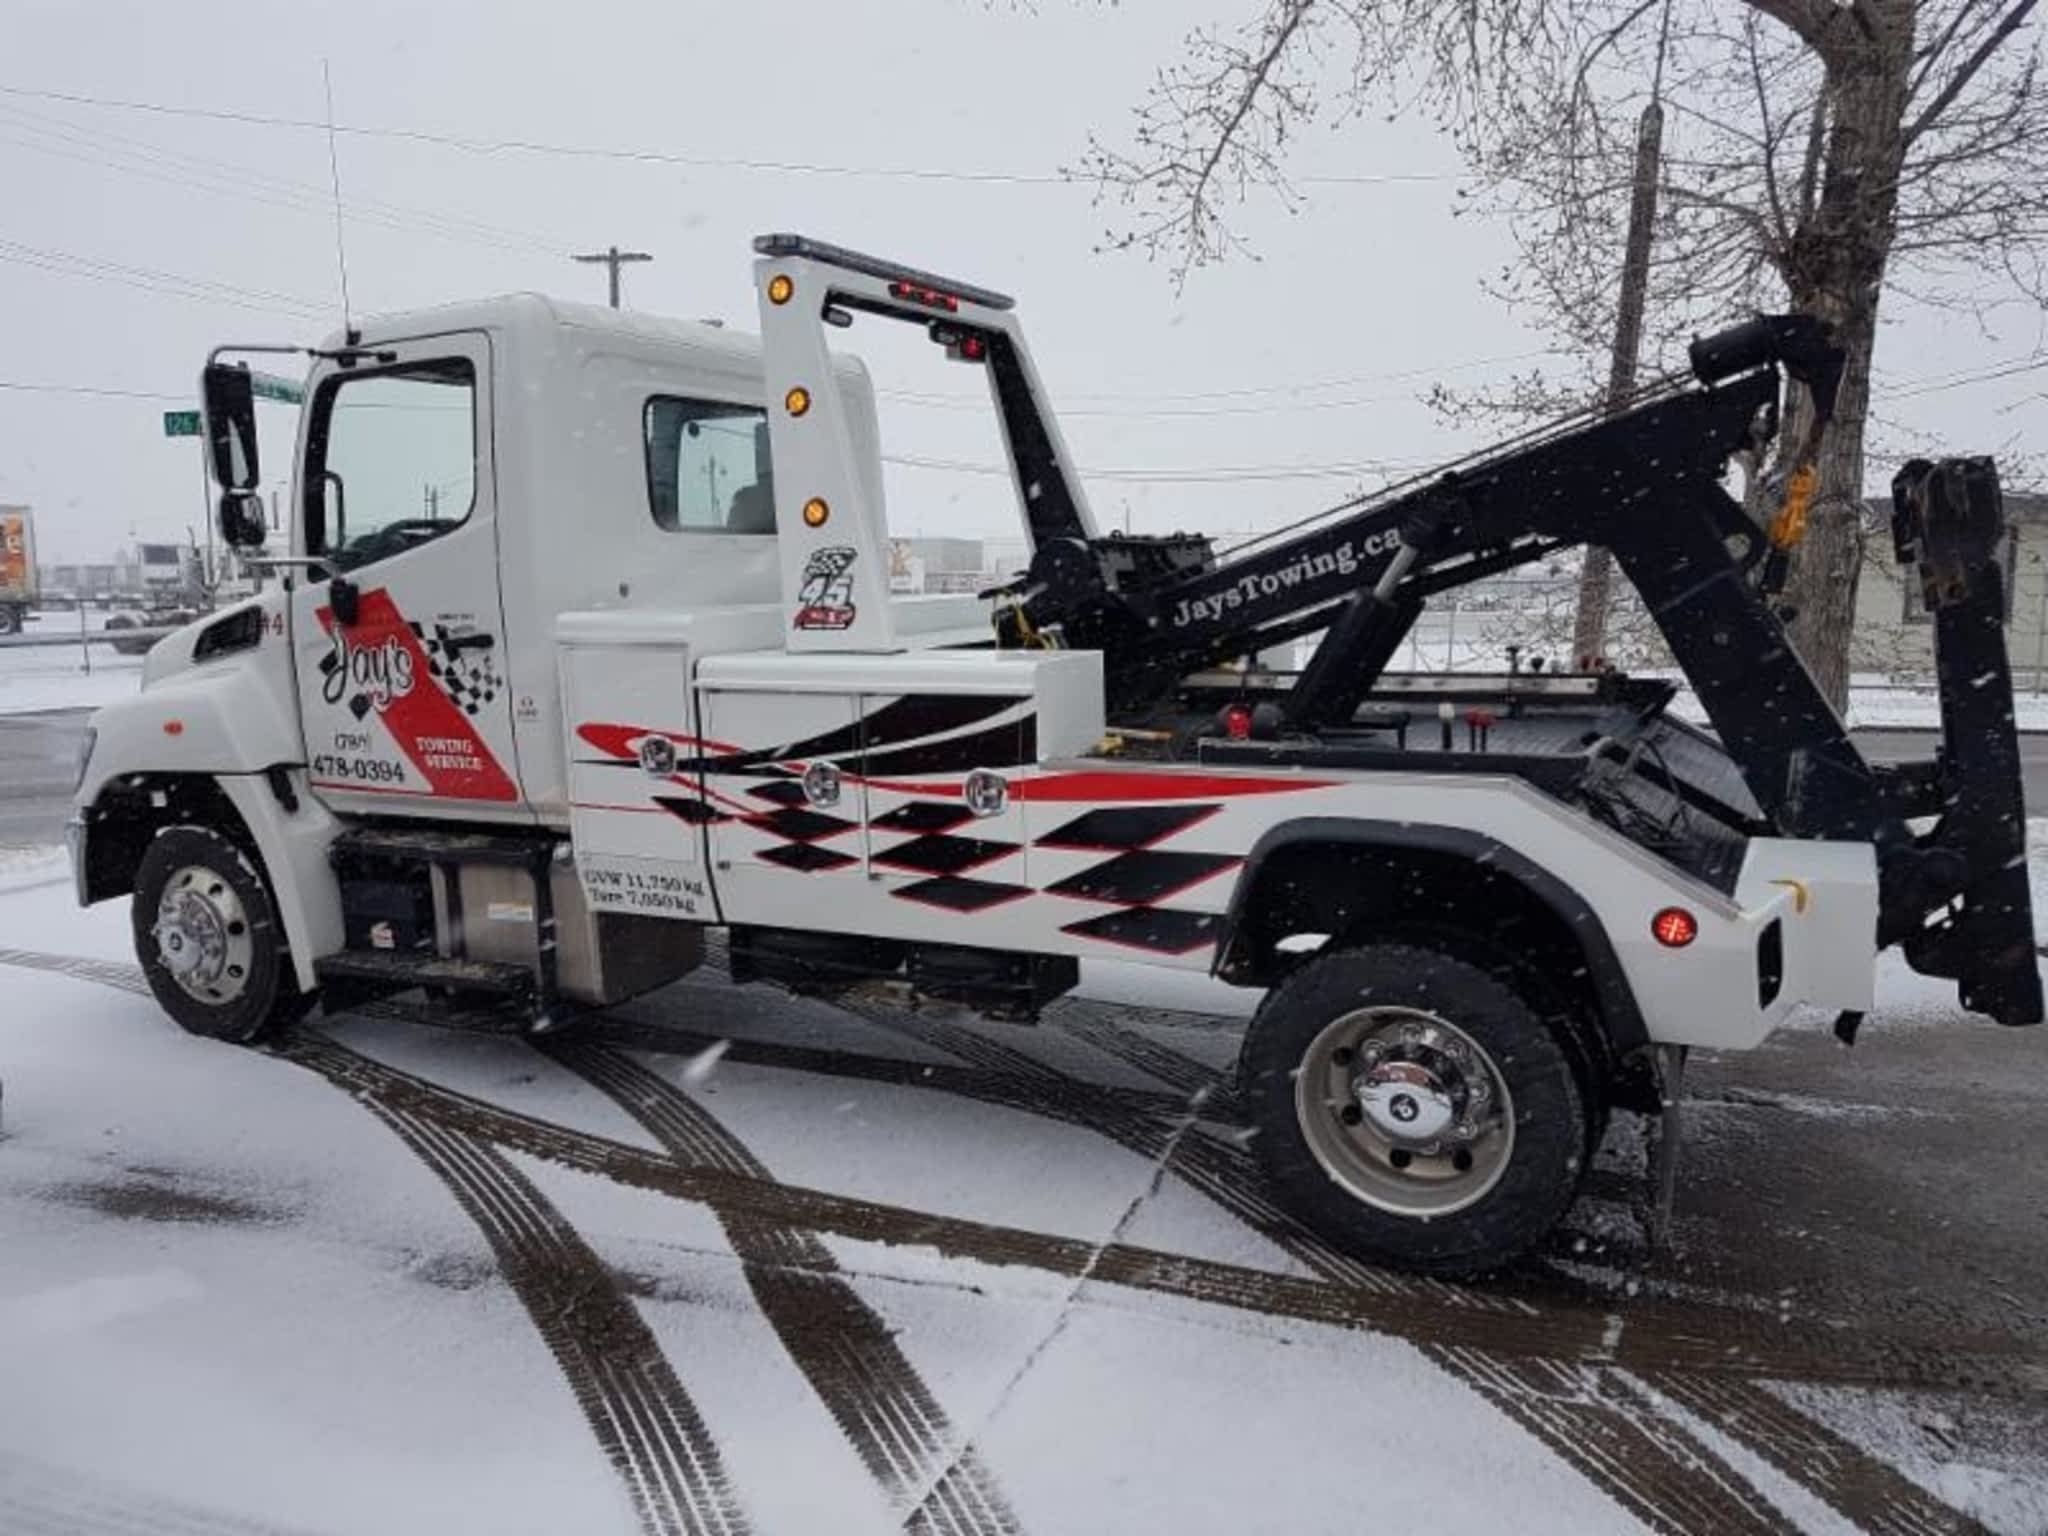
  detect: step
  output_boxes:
[313,948,536,998]
[330,825,554,871]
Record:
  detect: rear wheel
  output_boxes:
[0,605,20,636]
[1240,942,1590,1276]
[133,825,312,1042]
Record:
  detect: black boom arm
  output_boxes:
[1005,316,2041,1026]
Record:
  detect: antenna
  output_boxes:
[322,59,353,332]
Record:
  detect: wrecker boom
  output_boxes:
[753,235,2040,1030]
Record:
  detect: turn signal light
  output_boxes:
[767,273,795,305]
[784,386,811,417]
[1651,907,1698,948]
[1222,704,1254,741]
[802,497,830,527]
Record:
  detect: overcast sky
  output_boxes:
[2,0,2042,566]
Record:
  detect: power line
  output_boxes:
[1880,353,2048,400]
[0,100,570,255]
[876,347,1563,412]
[0,378,185,401]
[0,372,1422,483]
[0,235,331,319]
[883,451,1428,484]
[0,81,1461,188]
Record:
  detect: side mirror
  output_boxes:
[217,491,268,550]
[201,363,259,491]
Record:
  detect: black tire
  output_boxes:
[0,605,20,636]
[132,824,313,1042]
[1239,942,1590,1277]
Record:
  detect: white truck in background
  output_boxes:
[0,505,35,635]
[66,235,2041,1274]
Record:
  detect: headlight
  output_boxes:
[73,725,96,793]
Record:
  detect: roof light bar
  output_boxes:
[751,232,1016,311]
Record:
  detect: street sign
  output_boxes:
[163,410,202,437]
[250,372,304,405]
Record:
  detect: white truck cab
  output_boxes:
[70,235,2039,1275]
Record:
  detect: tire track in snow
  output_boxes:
[0,946,151,996]
[294,1014,1966,1393]
[538,1036,1021,1536]
[1630,1371,1993,1536]
[1039,1008,1987,1536]
[0,1448,316,1536]
[834,995,1801,1536]
[276,1030,750,1536]
[831,994,1504,1311]
[3,952,2035,1395]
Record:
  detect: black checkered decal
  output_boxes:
[759,843,858,873]
[1036,804,1217,850]
[871,801,975,835]
[412,622,501,718]
[891,876,1032,912]
[747,806,858,843]
[1047,850,1241,906]
[1061,908,1222,955]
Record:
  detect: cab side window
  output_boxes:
[306,359,477,571]
[645,396,775,535]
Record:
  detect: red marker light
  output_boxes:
[1223,704,1254,741]
[889,280,960,313]
[1651,907,1698,948]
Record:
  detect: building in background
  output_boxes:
[38,540,205,608]
[888,536,999,595]
[1853,491,2048,688]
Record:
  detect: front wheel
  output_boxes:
[1239,942,1590,1277]
[133,824,312,1042]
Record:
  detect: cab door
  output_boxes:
[290,332,526,821]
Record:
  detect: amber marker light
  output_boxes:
[784,386,811,417]
[767,273,795,305]
[802,498,830,528]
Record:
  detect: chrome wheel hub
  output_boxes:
[1295,1006,1515,1217]
[153,865,253,1006]
[1356,1060,1458,1142]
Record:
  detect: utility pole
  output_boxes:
[1571,71,1666,666]
[573,245,653,309]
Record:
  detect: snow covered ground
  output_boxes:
[0,618,145,716]
[2,839,2045,1535]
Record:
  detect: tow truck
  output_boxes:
[68,234,2041,1274]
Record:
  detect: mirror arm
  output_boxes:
[206,342,313,367]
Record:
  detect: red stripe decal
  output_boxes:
[318,590,516,802]
[576,721,741,759]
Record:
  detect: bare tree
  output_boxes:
[1076,0,2048,707]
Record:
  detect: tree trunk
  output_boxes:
[1571,99,1665,668]
[1777,3,1916,714]
[1782,298,1880,707]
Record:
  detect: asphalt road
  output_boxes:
[8,711,2047,853]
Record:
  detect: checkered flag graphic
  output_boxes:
[410,621,501,717]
